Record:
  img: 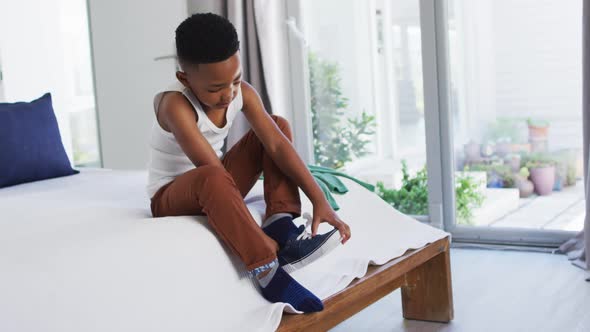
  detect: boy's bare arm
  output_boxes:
[241,82,351,243]
[158,92,223,168]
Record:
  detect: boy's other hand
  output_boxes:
[311,201,351,244]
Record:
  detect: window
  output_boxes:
[299,0,429,218]
[448,0,584,232]
[286,0,583,245]
[0,0,100,167]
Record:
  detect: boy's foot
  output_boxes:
[256,261,323,313]
[278,222,340,273]
[263,214,341,273]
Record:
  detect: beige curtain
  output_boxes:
[558,0,590,281]
[188,0,267,149]
[188,0,292,150]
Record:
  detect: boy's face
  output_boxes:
[176,51,242,111]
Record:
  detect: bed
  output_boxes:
[0,168,453,331]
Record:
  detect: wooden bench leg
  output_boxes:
[401,247,454,322]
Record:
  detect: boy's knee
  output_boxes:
[199,164,229,178]
[270,115,293,141]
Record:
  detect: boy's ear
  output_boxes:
[176,71,190,88]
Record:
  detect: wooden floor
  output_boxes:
[330,247,590,332]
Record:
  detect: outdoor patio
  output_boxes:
[348,156,585,233]
[471,180,585,231]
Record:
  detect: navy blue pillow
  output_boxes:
[0,93,79,188]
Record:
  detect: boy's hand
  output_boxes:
[311,201,351,244]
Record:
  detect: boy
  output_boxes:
[147,13,351,313]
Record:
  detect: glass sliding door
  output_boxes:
[298,0,433,222]
[286,0,582,246]
[440,0,583,245]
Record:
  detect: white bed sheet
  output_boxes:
[0,168,449,331]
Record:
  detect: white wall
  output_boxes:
[452,0,583,151]
[88,0,188,169]
[493,0,582,123]
[493,0,582,151]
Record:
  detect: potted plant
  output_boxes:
[552,149,578,187]
[466,163,513,189]
[527,118,549,139]
[515,167,534,198]
[526,154,556,196]
[497,166,516,188]
[504,153,521,173]
[527,118,549,152]
[553,160,566,191]
[566,163,577,186]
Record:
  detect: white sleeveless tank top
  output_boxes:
[146,81,243,198]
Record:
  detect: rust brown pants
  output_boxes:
[150,115,301,271]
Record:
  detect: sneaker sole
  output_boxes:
[281,229,341,273]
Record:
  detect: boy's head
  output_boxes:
[175,13,242,110]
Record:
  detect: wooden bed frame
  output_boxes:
[277,236,454,331]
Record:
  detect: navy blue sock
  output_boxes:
[259,266,323,313]
[262,216,299,247]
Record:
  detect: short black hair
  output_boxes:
[175,13,240,66]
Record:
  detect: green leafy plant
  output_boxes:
[523,152,556,168]
[552,149,578,186]
[519,166,530,178]
[309,52,376,169]
[376,161,485,224]
[376,161,429,215]
[455,174,485,224]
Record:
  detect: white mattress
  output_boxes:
[0,168,449,331]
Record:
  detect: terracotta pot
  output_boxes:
[510,143,531,154]
[529,166,555,196]
[528,125,549,140]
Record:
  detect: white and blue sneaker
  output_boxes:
[263,213,341,273]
